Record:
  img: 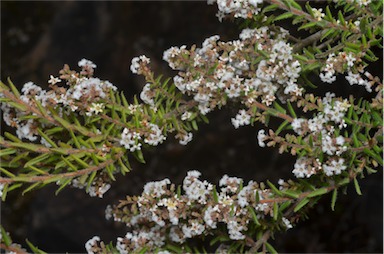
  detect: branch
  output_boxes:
[0,152,124,184]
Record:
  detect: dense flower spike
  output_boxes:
[102,171,295,253]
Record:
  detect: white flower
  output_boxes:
[320,72,336,83]
[120,128,142,152]
[179,132,193,145]
[130,55,150,74]
[140,83,155,106]
[282,217,293,229]
[0,183,4,197]
[312,8,325,21]
[48,75,61,85]
[322,134,337,155]
[85,236,100,254]
[231,109,251,129]
[227,220,245,240]
[204,205,219,229]
[292,157,316,178]
[86,103,105,116]
[143,178,171,197]
[323,158,347,176]
[182,220,205,238]
[144,123,166,146]
[181,111,192,121]
[291,118,306,135]
[345,53,356,67]
[78,59,96,68]
[257,129,266,147]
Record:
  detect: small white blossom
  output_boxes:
[257,129,267,147]
[312,8,325,21]
[282,217,293,229]
[48,75,61,85]
[323,158,347,176]
[179,132,193,145]
[292,157,316,178]
[78,58,96,68]
[85,236,100,254]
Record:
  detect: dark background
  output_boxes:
[1,1,382,253]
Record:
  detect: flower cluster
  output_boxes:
[259,92,351,178]
[208,0,263,21]
[162,26,302,130]
[120,122,166,152]
[319,51,373,92]
[0,60,117,143]
[99,170,293,253]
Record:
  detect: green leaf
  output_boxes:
[213,186,219,202]
[289,0,302,10]
[331,188,337,211]
[338,11,345,25]
[273,101,286,114]
[248,206,261,226]
[24,153,51,168]
[267,180,282,196]
[363,148,383,165]
[274,12,294,21]
[22,182,42,195]
[298,22,318,31]
[294,198,310,212]
[307,187,328,197]
[7,77,21,98]
[0,167,16,178]
[282,190,299,199]
[1,225,12,246]
[321,29,336,41]
[273,202,278,220]
[275,120,290,135]
[265,242,278,254]
[263,4,278,13]
[353,178,362,195]
[286,100,297,118]
[26,239,47,254]
[0,148,17,156]
[133,149,146,164]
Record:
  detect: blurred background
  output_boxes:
[1,1,382,253]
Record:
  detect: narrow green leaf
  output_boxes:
[307,187,328,197]
[0,148,17,156]
[7,77,21,98]
[267,180,282,196]
[265,242,278,254]
[22,182,41,195]
[275,120,290,135]
[353,178,362,195]
[338,11,345,25]
[274,12,294,21]
[191,120,198,131]
[27,165,48,175]
[1,225,12,246]
[248,206,261,226]
[289,0,302,10]
[273,101,286,114]
[0,167,16,177]
[26,239,47,254]
[331,188,337,211]
[294,198,310,212]
[298,22,318,30]
[24,153,51,168]
[263,4,278,13]
[273,202,278,220]
[213,186,219,202]
[55,178,73,195]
